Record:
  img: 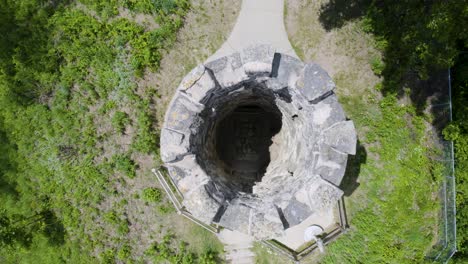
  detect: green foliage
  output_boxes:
[132,109,158,154]
[321,0,467,93]
[320,92,441,263]
[370,55,385,76]
[113,154,137,178]
[447,51,468,261]
[158,204,176,215]
[142,187,163,203]
[0,0,189,260]
[117,244,132,260]
[111,111,130,134]
[145,234,218,264]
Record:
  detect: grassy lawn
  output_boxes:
[0,0,240,263]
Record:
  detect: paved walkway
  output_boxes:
[218,229,255,264]
[207,0,298,62]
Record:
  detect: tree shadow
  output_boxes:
[0,123,19,198]
[319,0,457,135]
[339,140,366,196]
[318,0,371,31]
[42,210,66,246]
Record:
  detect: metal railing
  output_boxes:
[151,168,221,234]
[426,69,457,263]
[259,198,348,262]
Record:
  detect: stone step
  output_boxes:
[226,249,256,259]
[227,257,255,264]
[224,243,254,251]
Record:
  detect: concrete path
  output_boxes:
[207,0,298,62]
[218,229,255,264]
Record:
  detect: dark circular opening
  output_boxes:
[214,100,282,193]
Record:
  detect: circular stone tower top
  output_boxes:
[160,45,357,240]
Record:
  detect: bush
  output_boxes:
[117,244,131,260]
[141,188,162,203]
[112,154,137,178]
[111,111,130,134]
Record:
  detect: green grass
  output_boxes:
[321,94,441,263]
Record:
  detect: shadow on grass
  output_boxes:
[340,140,366,197]
[319,0,371,31]
[42,210,66,246]
[319,0,456,132]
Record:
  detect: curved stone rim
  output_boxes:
[160,45,357,239]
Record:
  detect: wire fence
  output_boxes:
[426,69,457,263]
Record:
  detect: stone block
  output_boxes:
[205,52,248,88]
[179,66,217,103]
[322,120,357,155]
[164,92,204,133]
[160,128,189,163]
[240,45,275,75]
[311,95,346,129]
[295,63,335,102]
[282,198,313,227]
[219,202,252,235]
[183,185,221,224]
[271,53,304,87]
[315,144,348,186]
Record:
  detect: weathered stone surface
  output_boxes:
[219,203,252,235]
[166,165,188,185]
[311,95,346,129]
[315,144,348,186]
[179,66,217,103]
[295,63,335,102]
[164,92,204,133]
[272,53,304,87]
[240,45,275,75]
[183,185,221,224]
[205,52,247,88]
[160,128,189,163]
[169,155,210,196]
[178,65,205,90]
[307,180,343,212]
[250,206,284,239]
[282,198,312,227]
[161,46,356,241]
[322,120,357,155]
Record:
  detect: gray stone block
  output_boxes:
[272,53,304,87]
[160,128,189,163]
[164,92,203,133]
[205,52,247,88]
[166,165,188,185]
[183,185,221,224]
[240,45,275,75]
[283,198,312,227]
[295,63,335,102]
[184,71,216,103]
[315,144,348,186]
[219,202,252,234]
[322,120,357,155]
[311,95,346,129]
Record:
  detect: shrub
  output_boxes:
[112,154,136,178]
[111,111,129,134]
[142,188,162,203]
[117,244,131,260]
